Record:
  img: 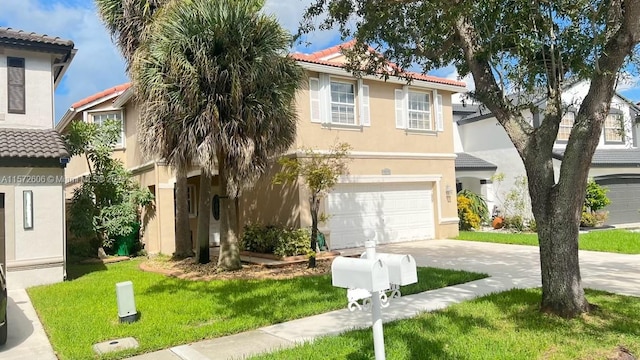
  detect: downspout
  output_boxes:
[60,157,69,280]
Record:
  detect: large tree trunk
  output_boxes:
[196,172,212,264]
[174,173,193,258]
[217,153,242,270]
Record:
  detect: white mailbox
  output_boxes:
[361,253,418,286]
[332,257,390,292]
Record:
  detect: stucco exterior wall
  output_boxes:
[0,167,65,289]
[0,50,54,129]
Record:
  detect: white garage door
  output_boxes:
[327,182,435,249]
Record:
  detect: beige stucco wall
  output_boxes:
[0,167,65,289]
[295,71,456,154]
[0,50,54,129]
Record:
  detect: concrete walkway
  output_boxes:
[126,240,640,360]
[0,289,57,360]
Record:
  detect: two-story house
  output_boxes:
[455,80,640,225]
[0,27,76,289]
[58,41,465,254]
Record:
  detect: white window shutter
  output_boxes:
[436,92,444,131]
[395,89,405,129]
[319,74,332,124]
[358,79,371,126]
[309,77,321,123]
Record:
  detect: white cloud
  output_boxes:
[0,0,128,122]
[440,66,475,104]
[0,0,342,122]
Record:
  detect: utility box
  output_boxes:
[115,281,138,323]
[332,257,390,292]
[361,253,418,286]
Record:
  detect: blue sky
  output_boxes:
[1,0,638,122]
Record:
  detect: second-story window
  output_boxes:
[557,112,574,142]
[91,111,125,148]
[308,75,370,126]
[604,113,624,143]
[407,92,432,130]
[7,57,26,114]
[330,81,356,125]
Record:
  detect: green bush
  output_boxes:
[241,224,311,257]
[504,215,525,232]
[527,218,537,232]
[584,179,611,212]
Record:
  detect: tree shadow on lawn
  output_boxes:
[66,262,108,280]
[141,274,344,324]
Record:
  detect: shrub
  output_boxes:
[458,195,481,230]
[504,215,525,232]
[584,179,611,212]
[457,189,489,224]
[580,211,597,228]
[527,218,537,232]
[241,224,311,257]
[593,210,609,226]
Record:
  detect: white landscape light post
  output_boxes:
[116,281,138,323]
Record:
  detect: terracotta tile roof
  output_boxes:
[0,27,74,48]
[0,128,69,160]
[293,41,467,88]
[72,83,131,109]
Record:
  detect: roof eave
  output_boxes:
[113,87,134,108]
[296,61,467,93]
[53,48,77,89]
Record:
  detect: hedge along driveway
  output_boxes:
[27,259,488,360]
[454,229,640,254]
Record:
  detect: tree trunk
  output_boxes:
[308,195,319,268]
[196,172,212,264]
[174,173,193,258]
[217,153,242,270]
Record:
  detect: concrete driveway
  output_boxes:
[376,239,640,297]
[0,289,56,360]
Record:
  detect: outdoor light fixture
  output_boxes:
[23,190,33,230]
[445,185,454,202]
[116,281,138,323]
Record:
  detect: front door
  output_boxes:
[209,193,221,247]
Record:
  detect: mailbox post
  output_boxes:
[331,238,418,360]
[365,241,386,360]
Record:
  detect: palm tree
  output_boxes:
[132,0,304,268]
[95,0,193,258]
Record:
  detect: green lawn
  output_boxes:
[455,229,640,254]
[251,288,640,360]
[27,259,487,360]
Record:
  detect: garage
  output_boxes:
[595,175,640,225]
[327,182,435,249]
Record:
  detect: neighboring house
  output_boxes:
[454,81,640,225]
[57,41,465,254]
[0,27,76,289]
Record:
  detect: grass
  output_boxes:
[251,288,640,360]
[455,229,640,254]
[27,259,487,360]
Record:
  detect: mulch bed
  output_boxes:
[139,255,333,281]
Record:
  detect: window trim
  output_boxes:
[7,57,26,115]
[186,184,197,218]
[88,109,126,148]
[604,113,624,144]
[406,91,433,131]
[329,79,357,126]
[557,111,575,143]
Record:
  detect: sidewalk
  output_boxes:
[128,275,539,360]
